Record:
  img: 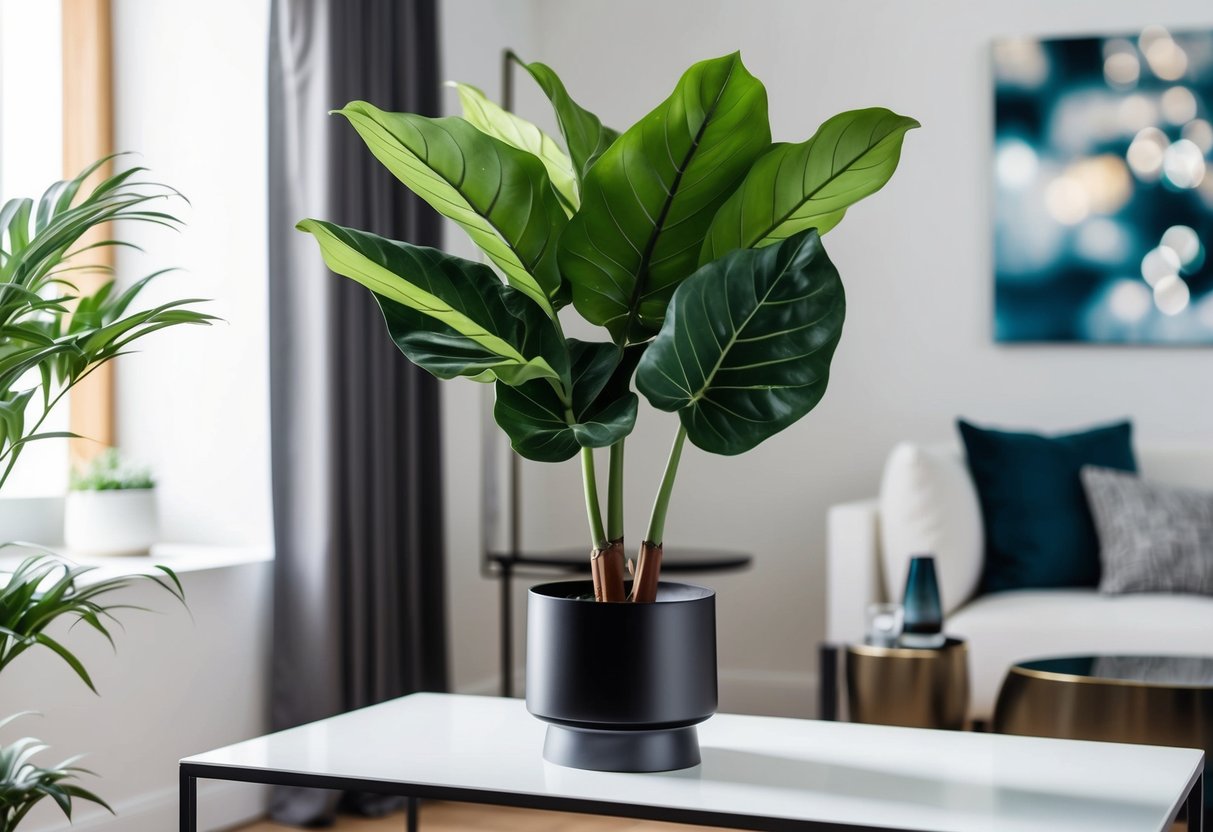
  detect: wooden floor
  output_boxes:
[237,801,717,831]
[236,801,1187,831]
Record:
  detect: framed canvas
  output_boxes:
[993,27,1213,343]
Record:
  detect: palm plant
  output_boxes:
[0,155,216,490]
[0,158,206,827]
[300,52,917,602]
[0,552,184,832]
[0,714,107,832]
[0,551,184,691]
[0,555,186,830]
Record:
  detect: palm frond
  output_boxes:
[0,157,216,491]
[0,551,185,685]
[0,715,112,832]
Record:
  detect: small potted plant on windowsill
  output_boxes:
[64,449,157,556]
[299,51,916,772]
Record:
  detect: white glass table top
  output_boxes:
[183,693,1202,832]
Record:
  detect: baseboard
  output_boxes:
[458,668,820,719]
[24,779,267,832]
[458,672,506,696]
[718,668,818,718]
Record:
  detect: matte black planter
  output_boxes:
[526,580,717,772]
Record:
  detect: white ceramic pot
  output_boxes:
[64,489,158,556]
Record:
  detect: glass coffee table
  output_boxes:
[182,692,1205,832]
[995,655,1213,823]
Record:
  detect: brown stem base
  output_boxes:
[591,538,627,602]
[631,540,663,603]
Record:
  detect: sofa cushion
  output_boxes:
[879,443,983,614]
[957,419,1137,593]
[948,589,1213,719]
[1082,466,1213,596]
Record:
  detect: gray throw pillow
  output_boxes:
[1081,466,1213,595]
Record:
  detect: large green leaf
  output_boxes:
[297,220,566,387]
[701,108,918,263]
[512,55,619,183]
[636,229,844,455]
[557,52,771,344]
[494,340,640,462]
[335,102,567,315]
[450,82,579,214]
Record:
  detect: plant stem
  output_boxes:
[646,424,688,545]
[580,446,607,549]
[606,440,625,541]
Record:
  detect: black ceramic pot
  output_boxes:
[525,580,717,772]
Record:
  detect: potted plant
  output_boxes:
[299,51,916,771]
[64,449,157,556]
[0,157,210,826]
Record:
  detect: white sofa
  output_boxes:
[826,445,1213,721]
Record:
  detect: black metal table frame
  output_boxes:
[183,760,1202,832]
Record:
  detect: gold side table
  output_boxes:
[994,655,1213,820]
[844,638,969,730]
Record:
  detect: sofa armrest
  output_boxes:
[826,498,885,644]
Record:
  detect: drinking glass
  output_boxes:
[865,602,904,647]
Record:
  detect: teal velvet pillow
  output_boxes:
[957,419,1137,593]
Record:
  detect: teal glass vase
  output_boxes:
[901,555,945,648]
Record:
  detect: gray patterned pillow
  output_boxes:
[1081,466,1213,595]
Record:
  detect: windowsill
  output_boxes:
[0,542,273,584]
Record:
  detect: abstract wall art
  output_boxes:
[994,27,1213,343]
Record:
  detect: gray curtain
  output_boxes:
[267,0,446,824]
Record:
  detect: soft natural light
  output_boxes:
[0,0,68,497]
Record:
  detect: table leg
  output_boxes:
[1188,771,1204,832]
[818,643,838,721]
[500,559,513,698]
[179,768,196,832]
[406,796,419,831]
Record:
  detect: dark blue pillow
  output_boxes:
[957,419,1136,593]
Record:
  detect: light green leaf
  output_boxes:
[297,219,565,386]
[636,229,844,455]
[450,82,579,214]
[335,102,567,315]
[701,108,918,262]
[511,55,619,182]
[556,52,771,344]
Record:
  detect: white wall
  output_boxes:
[112,0,273,548]
[0,0,68,498]
[441,0,1213,714]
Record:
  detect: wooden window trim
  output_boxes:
[62,0,114,462]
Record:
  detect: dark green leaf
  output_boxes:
[297,220,567,387]
[701,108,918,262]
[557,52,771,344]
[493,340,638,462]
[636,229,844,455]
